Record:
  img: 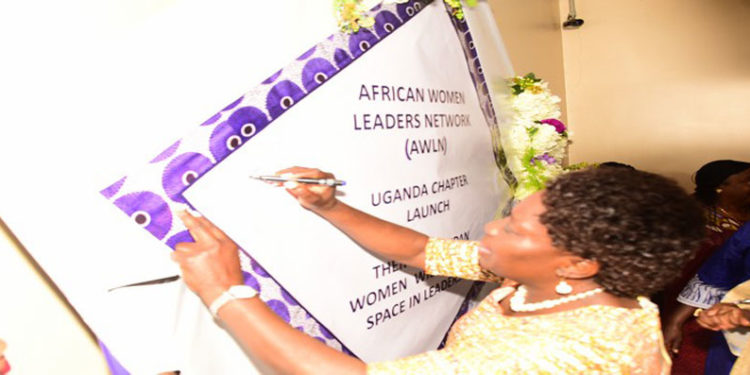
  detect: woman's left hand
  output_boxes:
[696,303,750,331]
[171,211,245,306]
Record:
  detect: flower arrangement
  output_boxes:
[333,0,376,33]
[334,0,476,33]
[499,73,569,200]
[443,0,477,20]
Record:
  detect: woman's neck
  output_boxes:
[501,282,639,317]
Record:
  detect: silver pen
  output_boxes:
[250,175,346,187]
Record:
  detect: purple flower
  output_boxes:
[539,118,566,133]
[531,153,557,165]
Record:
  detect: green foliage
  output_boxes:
[521,147,546,191]
[444,0,465,20]
[508,72,542,95]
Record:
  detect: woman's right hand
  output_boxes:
[663,322,684,358]
[275,166,338,212]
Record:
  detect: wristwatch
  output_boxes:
[209,285,258,318]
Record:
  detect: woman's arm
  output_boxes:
[172,211,365,375]
[662,302,697,357]
[278,167,428,269]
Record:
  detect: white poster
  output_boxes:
[185,1,503,362]
[0,0,513,372]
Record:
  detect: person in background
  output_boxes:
[0,339,10,375]
[669,222,750,374]
[171,166,704,374]
[599,161,636,170]
[662,160,750,374]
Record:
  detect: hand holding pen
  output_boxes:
[258,167,341,212]
[250,175,346,187]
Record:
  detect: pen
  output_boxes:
[250,175,346,187]
[107,275,180,292]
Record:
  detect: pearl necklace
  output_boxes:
[509,285,605,312]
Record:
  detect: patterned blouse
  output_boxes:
[367,238,671,374]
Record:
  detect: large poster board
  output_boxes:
[184,2,501,361]
[103,0,507,363]
[0,0,514,372]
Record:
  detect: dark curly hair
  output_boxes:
[540,167,705,298]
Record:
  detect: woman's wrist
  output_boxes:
[207,285,260,318]
[199,285,234,307]
[311,197,341,215]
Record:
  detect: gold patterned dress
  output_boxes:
[367,238,671,374]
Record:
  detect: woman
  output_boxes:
[172,167,704,374]
[669,222,750,374]
[661,160,750,373]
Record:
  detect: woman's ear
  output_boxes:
[555,258,600,279]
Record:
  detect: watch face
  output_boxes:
[229,285,258,298]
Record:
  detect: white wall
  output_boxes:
[488,0,567,122]
[559,0,750,186]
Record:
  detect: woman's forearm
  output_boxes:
[216,297,366,375]
[314,200,428,269]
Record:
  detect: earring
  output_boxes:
[555,279,573,295]
[716,188,723,194]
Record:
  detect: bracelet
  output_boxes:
[208,285,258,319]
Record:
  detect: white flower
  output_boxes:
[497,74,570,200]
[510,91,561,124]
[530,125,560,152]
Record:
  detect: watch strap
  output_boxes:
[208,285,258,318]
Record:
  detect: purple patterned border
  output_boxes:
[442,1,516,189]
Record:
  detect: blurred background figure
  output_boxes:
[599,161,636,170]
[678,222,750,374]
[661,160,750,374]
[0,338,11,374]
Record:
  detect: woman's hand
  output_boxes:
[662,303,699,357]
[275,167,338,212]
[662,322,683,358]
[276,166,428,269]
[696,303,750,331]
[171,211,245,306]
